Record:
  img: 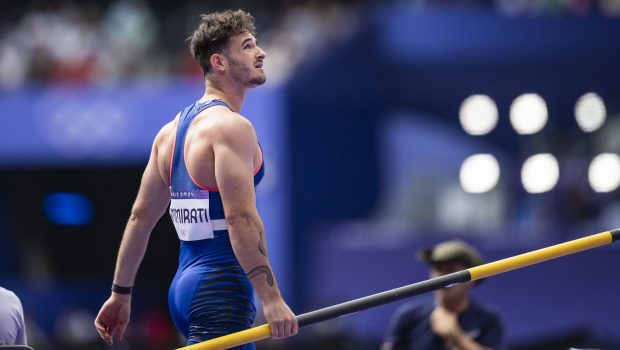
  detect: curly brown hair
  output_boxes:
[188,10,257,77]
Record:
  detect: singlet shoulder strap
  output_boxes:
[170,99,234,190]
[195,99,234,114]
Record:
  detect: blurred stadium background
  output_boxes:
[1,0,620,349]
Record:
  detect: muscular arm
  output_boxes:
[95,132,171,345]
[213,115,297,339]
[113,138,171,287]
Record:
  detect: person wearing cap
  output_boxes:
[382,240,505,350]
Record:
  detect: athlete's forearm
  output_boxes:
[112,214,155,287]
[227,213,283,303]
[111,143,169,289]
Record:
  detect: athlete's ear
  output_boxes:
[210,53,227,73]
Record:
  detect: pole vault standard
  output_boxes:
[177,228,620,350]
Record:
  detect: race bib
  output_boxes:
[169,190,213,241]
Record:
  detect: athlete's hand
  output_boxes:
[263,299,298,339]
[94,293,131,346]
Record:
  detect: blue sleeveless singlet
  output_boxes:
[167,100,264,348]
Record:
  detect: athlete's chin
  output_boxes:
[249,75,267,87]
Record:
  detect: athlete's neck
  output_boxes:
[201,80,246,113]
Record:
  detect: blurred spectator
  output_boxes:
[97,0,159,80]
[0,286,27,345]
[382,240,505,350]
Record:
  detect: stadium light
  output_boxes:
[575,92,606,133]
[588,153,620,193]
[521,153,559,193]
[459,95,499,136]
[510,93,548,135]
[459,154,500,193]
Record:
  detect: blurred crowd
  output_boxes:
[0,0,361,88]
[2,0,620,89]
[402,0,620,15]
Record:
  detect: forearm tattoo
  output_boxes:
[258,230,267,257]
[247,265,274,286]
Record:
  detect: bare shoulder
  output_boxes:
[153,116,179,149]
[198,108,257,144]
[150,115,179,185]
[156,118,178,141]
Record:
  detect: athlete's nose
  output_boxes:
[256,46,267,60]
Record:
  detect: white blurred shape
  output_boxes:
[588,153,620,193]
[575,92,606,133]
[510,93,548,135]
[599,0,620,16]
[0,43,27,88]
[496,0,530,16]
[459,94,499,136]
[55,308,99,344]
[521,153,559,193]
[436,184,505,232]
[460,154,500,193]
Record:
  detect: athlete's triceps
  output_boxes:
[213,116,282,299]
[113,136,172,287]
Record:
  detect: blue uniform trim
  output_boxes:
[168,100,263,347]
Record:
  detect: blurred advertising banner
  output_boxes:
[0,79,284,167]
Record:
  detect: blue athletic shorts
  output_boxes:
[168,263,257,348]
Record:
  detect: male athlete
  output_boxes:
[94,10,297,348]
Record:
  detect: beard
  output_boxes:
[228,55,266,87]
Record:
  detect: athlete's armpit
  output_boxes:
[247,265,274,286]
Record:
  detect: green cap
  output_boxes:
[417,239,485,268]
